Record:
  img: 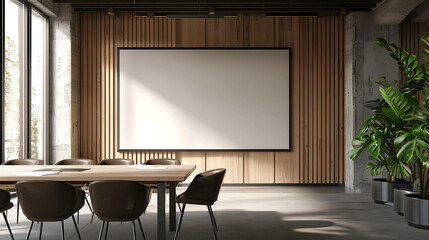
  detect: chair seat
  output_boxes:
[0,202,13,213]
[176,193,214,206]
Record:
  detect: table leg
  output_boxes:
[169,181,177,231]
[157,182,166,240]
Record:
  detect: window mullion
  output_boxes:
[1,0,5,162]
[22,2,30,159]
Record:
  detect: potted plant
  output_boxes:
[350,35,427,204]
[392,33,429,229]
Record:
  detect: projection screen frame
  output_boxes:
[117,47,292,152]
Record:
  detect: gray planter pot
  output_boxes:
[394,187,418,216]
[372,178,413,204]
[404,194,429,230]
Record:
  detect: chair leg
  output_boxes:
[2,212,14,240]
[39,222,43,240]
[177,203,182,212]
[132,221,137,240]
[207,206,218,240]
[72,215,82,240]
[174,203,186,240]
[26,221,34,240]
[98,221,105,240]
[77,211,80,224]
[61,221,65,240]
[207,205,218,231]
[137,218,146,240]
[16,200,19,224]
[84,195,95,224]
[104,221,110,240]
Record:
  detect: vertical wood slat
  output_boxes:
[317,18,322,184]
[299,17,305,184]
[274,17,300,183]
[79,13,345,183]
[308,17,314,184]
[303,17,309,184]
[339,17,345,183]
[321,17,326,184]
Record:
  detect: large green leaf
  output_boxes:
[381,107,400,123]
[358,114,375,134]
[368,133,383,157]
[350,147,364,160]
[380,86,412,122]
[394,131,411,148]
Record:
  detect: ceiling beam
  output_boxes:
[374,0,425,25]
[409,0,429,23]
[55,0,382,3]
[69,3,377,9]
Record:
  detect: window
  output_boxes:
[2,0,49,162]
[30,9,48,159]
[4,0,25,161]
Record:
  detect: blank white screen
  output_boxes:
[119,49,290,150]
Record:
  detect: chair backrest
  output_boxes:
[144,159,181,165]
[185,168,226,204]
[0,189,11,210]
[15,181,85,221]
[2,159,40,165]
[55,158,94,165]
[98,159,135,165]
[89,181,151,221]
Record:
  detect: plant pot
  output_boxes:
[404,194,429,230]
[394,187,419,215]
[372,178,413,204]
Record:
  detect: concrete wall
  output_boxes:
[344,12,399,192]
[49,4,80,164]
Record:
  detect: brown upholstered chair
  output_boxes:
[174,168,226,240]
[55,159,94,165]
[55,158,95,223]
[2,159,41,165]
[98,158,134,165]
[15,181,85,240]
[1,159,41,224]
[143,159,180,165]
[0,189,14,239]
[89,181,151,240]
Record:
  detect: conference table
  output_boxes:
[0,164,196,240]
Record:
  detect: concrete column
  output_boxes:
[344,12,399,193]
[49,4,80,164]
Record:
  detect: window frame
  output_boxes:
[1,0,49,163]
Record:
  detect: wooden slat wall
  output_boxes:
[79,12,344,184]
[400,18,429,81]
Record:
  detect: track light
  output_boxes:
[107,8,115,16]
[208,7,216,15]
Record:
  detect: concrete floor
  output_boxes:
[1,186,429,240]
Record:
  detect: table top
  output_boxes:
[0,165,196,182]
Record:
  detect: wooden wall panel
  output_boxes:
[79,13,345,184]
[176,152,206,183]
[244,13,275,47]
[400,19,429,79]
[244,152,275,183]
[274,17,300,183]
[206,152,244,184]
[206,18,243,47]
[175,18,205,47]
